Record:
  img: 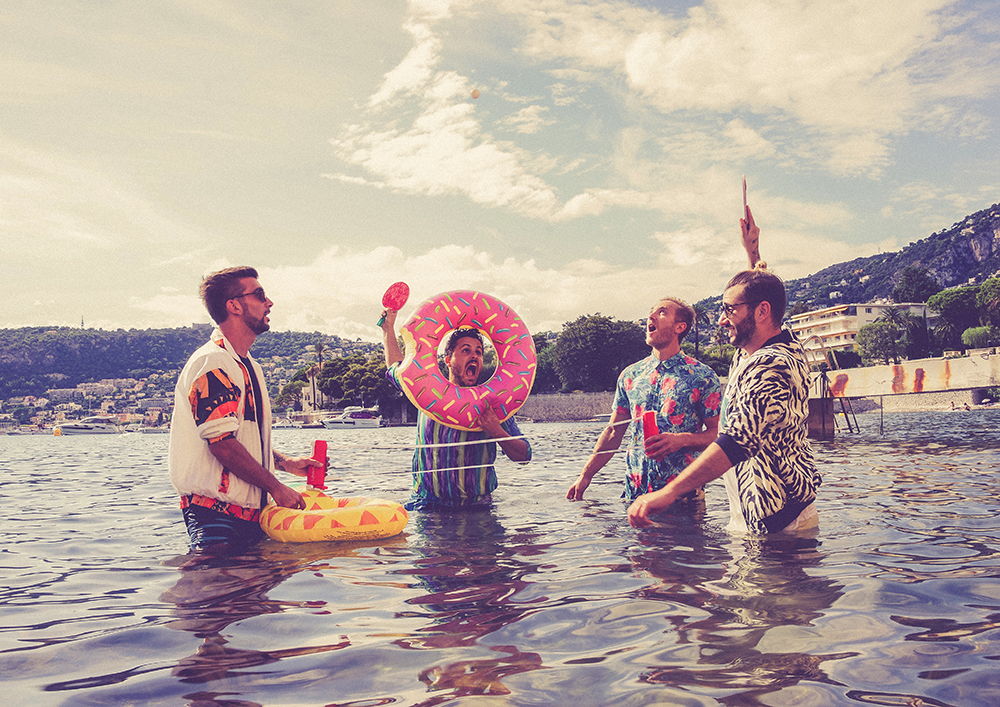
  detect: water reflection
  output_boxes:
[161,549,354,688]
[394,510,547,701]
[632,522,852,703]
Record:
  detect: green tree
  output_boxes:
[928,286,981,348]
[530,333,560,393]
[552,315,648,392]
[902,313,931,360]
[976,277,1000,326]
[339,355,398,407]
[961,325,1000,349]
[317,355,365,400]
[892,266,941,303]
[690,302,713,360]
[275,380,306,410]
[856,320,902,365]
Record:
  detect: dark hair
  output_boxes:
[200,266,259,324]
[726,269,786,326]
[659,298,695,343]
[444,328,484,357]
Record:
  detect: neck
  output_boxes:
[220,321,255,357]
[652,339,680,361]
[741,324,781,356]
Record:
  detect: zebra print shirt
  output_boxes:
[716,329,821,533]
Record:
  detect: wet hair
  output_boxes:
[200,266,259,324]
[658,298,695,343]
[444,328,484,357]
[726,269,786,326]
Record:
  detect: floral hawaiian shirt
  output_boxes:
[613,352,722,499]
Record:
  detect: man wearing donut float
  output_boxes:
[380,307,532,511]
[567,297,723,508]
[627,205,820,533]
[169,267,322,553]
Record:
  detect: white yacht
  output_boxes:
[321,407,383,429]
[54,416,120,435]
[272,418,301,429]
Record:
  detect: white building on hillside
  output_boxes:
[789,302,933,366]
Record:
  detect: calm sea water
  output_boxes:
[2,412,1000,707]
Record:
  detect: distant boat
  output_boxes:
[54,416,120,435]
[140,425,170,434]
[321,407,383,429]
[272,418,301,429]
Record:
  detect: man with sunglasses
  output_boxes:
[628,207,820,533]
[169,266,320,553]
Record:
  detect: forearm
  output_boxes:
[579,420,627,479]
[651,442,733,503]
[209,437,284,495]
[497,436,530,462]
[670,428,717,451]
[383,330,403,367]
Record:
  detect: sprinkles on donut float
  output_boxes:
[396,290,536,431]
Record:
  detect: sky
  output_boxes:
[2,0,999,341]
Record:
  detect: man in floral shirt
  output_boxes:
[567,298,722,504]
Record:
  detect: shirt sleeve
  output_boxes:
[500,417,532,462]
[386,362,404,391]
[187,368,241,444]
[695,368,723,422]
[720,353,796,460]
[613,367,631,415]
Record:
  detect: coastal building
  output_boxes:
[790,302,933,366]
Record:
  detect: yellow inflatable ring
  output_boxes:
[398,290,536,431]
[260,489,408,543]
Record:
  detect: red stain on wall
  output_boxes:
[913,368,925,393]
[891,365,906,393]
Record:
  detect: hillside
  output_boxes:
[697,201,1000,311]
[3,202,999,400]
[0,326,379,400]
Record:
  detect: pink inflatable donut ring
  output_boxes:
[397,290,536,431]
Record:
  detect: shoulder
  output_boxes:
[619,355,653,380]
[682,355,720,380]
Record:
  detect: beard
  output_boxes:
[450,359,480,386]
[730,314,756,349]
[246,313,270,335]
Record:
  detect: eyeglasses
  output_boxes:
[720,300,759,317]
[232,287,267,303]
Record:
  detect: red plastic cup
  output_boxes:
[642,410,658,441]
[307,439,328,490]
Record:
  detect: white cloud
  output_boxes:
[498,105,555,134]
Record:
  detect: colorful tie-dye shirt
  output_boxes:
[388,363,531,510]
[613,352,722,499]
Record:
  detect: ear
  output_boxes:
[226,299,243,317]
[675,320,688,335]
[756,300,771,322]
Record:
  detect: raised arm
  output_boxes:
[741,204,766,270]
[380,308,404,367]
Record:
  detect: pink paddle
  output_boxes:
[377,282,410,326]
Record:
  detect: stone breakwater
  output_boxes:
[518,391,614,422]
[516,388,985,423]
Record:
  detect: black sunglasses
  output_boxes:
[232,287,267,303]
